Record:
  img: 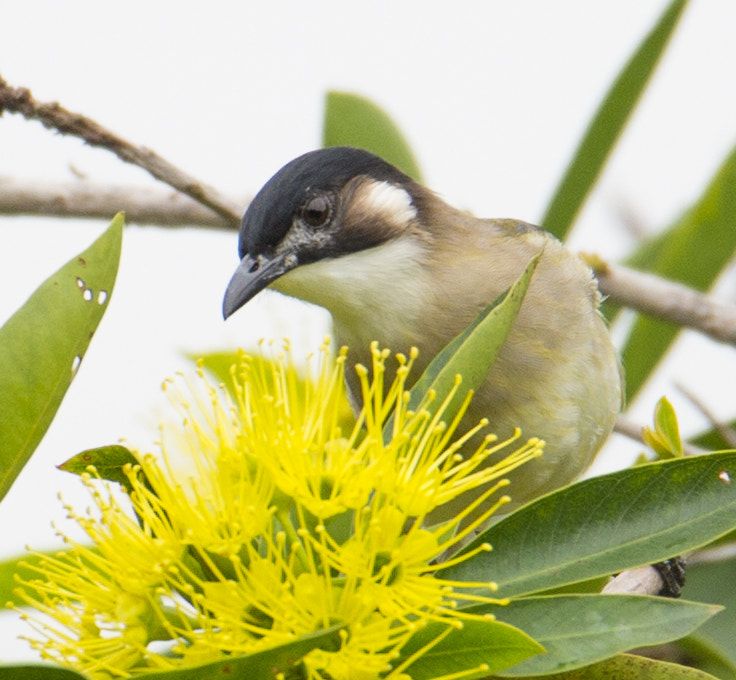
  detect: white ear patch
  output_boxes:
[353,179,418,228]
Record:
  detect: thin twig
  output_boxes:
[613,414,647,446]
[584,254,736,347]
[4,73,736,353]
[688,541,736,565]
[0,178,243,229]
[4,192,736,353]
[674,381,736,449]
[0,74,241,227]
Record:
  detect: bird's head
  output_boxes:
[223,147,431,320]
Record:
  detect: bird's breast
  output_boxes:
[272,235,434,344]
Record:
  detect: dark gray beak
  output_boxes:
[222,251,296,319]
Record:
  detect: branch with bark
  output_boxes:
[586,255,736,346]
[4,76,736,354]
[0,74,241,227]
[0,178,243,229]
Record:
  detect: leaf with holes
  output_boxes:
[0,214,123,502]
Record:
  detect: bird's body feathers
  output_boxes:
[224,147,622,509]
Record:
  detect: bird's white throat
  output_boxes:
[271,236,430,336]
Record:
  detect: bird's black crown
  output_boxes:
[239,146,412,258]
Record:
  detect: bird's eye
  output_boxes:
[301,195,332,228]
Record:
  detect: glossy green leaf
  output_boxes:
[322,91,423,181]
[439,452,736,597]
[397,619,543,680]
[391,253,539,434]
[135,626,343,679]
[468,594,717,676]
[642,396,683,459]
[0,215,124,503]
[677,557,736,671]
[58,444,138,488]
[541,0,687,239]
[0,666,89,680]
[514,653,721,680]
[674,635,736,680]
[616,143,736,400]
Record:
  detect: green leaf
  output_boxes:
[616,143,736,400]
[0,214,124,503]
[642,396,683,459]
[322,91,423,181]
[674,635,736,680]
[541,0,688,239]
[189,350,242,387]
[512,653,721,680]
[677,556,736,671]
[397,619,543,680]
[690,421,736,452]
[468,594,717,676]
[0,666,89,680]
[0,628,342,680]
[392,252,539,433]
[135,626,343,679]
[439,451,736,598]
[58,444,138,489]
[0,551,51,607]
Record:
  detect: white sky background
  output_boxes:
[1,0,736,659]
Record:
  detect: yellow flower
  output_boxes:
[230,341,377,518]
[15,339,543,679]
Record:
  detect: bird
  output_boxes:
[223,146,622,510]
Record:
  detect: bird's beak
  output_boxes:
[222,251,296,319]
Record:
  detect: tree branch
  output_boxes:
[584,254,736,346]
[3,73,736,352]
[602,565,667,595]
[0,74,241,227]
[0,178,242,229]
[675,381,736,449]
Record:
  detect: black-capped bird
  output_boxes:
[223,146,622,508]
